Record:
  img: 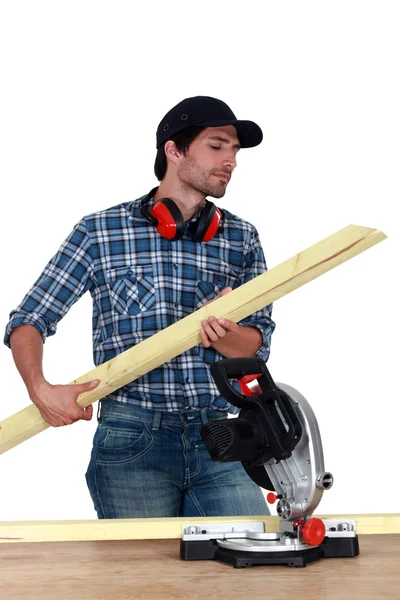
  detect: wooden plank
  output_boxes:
[0,224,386,454]
[0,513,398,543]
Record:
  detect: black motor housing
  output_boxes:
[201,358,302,488]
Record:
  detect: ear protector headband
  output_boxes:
[139,187,225,242]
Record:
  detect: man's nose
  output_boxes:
[223,153,237,170]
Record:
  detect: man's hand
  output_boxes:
[30,379,100,427]
[200,317,239,348]
[200,287,238,347]
[199,286,262,357]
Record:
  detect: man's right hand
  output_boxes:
[30,379,100,427]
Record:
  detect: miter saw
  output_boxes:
[181,357,359,568]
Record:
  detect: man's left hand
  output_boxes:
[200,316,239,348]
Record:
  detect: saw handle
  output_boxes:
[210,357,276,409]
[210,358,302,462]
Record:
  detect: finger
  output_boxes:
[37,406,62,427]
[41,415,61,427]
[216,318,238,332]
[38,401,80,427]
[44,403,82,426]
[212,287,232,302]
[59,418,77,426]
[199,328,211,348]
[204,287,232,306]
[201,320,220,343]
[74,379,100,394]
[42,413,72,427]
[206,316,227,338]
[219,287,232,296]
[79,405,93,421]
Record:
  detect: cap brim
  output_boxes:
[198,119,263,148]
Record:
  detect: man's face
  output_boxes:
[176,125,240,199]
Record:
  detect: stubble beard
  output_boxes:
[178,157,227,199]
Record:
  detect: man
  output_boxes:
[4,96,276,518]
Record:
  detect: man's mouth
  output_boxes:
[213,173,230,182]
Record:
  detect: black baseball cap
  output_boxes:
[156,96,263,149]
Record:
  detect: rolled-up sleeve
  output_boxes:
[238,227,276,361]
[4,219,94,348]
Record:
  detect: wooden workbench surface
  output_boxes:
[0,534,398,599]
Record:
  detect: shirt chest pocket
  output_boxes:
[195,269,237,310]
[107,265,156,316]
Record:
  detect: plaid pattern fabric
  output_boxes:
[4,194,276,414]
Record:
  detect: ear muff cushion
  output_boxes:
[192,203,223,242]
[203,208,223,242]
[150,198,186,240]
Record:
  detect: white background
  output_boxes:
[0,1,398,521]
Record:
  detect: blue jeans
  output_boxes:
[85,399,269,518]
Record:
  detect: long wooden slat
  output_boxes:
[0,224,386,454]
[0,514,398,543]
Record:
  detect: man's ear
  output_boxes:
[164,140,182,165]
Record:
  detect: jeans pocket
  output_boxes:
[95,420,155,465]
[107,265,156,316]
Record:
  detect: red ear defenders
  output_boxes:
[139,187,224,242]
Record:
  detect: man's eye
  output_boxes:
[210,145,221,150]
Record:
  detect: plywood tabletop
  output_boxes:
[0,534,398,599]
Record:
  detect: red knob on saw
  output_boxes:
[267,492,278,504]
[302,518,326,546]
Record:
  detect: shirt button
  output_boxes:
[174,302,179,308]
[185,377,190,383]
[174,263,178,270]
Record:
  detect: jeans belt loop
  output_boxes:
[200,408,208,426]
[151,410,162,430]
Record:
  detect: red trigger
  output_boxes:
[237,373,262,396]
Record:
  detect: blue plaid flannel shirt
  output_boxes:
[4,194,275,414]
